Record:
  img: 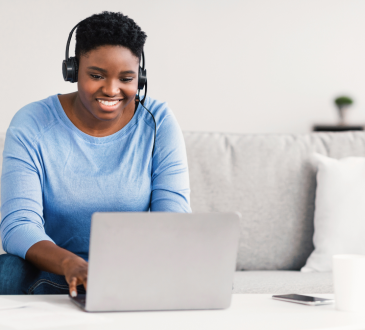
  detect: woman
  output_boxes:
[0,11,191,296]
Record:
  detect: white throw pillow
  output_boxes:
[301,153,365,272]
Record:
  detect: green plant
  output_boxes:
[334,96,353,110]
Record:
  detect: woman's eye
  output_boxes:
[90,74,103,80]
[89,74,132,82]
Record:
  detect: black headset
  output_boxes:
[62,22,147,100]
[62,21,155,155]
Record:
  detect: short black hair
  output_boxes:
[75,11,147,60]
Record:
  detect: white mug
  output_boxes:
[333,254,365,312]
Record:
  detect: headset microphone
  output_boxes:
[62,22,155,157]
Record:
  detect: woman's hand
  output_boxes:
[25,241,88,296]
[61,256,88,297]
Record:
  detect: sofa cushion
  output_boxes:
[232,271,333,294]
[183,131,365,270]
[302,154,365,272]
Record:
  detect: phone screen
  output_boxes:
[273,294,330,302]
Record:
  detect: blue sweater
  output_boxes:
[0,95,191,260]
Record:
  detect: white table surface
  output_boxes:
[1,293,365,330]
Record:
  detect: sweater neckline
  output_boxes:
[52,94,142,144]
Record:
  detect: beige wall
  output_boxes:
[1,0,365,134]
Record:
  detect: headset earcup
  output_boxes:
[138,67,147,90]
[72,57,79,83]
[62,57,78,83]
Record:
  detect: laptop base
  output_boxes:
[69,294,86,311]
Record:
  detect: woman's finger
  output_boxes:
[69,277,77,297]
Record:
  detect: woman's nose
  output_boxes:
[102,79,120,97]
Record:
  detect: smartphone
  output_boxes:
[272,294,334,306]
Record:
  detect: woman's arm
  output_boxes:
[1,130,54,257]
[1,127,86,296]
[26,241,87,296]
[150,113,191,212]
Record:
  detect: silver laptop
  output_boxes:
[70,212,240,312]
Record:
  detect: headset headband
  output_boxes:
[65,22,81,61]
[141,48,145,70]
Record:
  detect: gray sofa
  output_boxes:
[2,131,365,293]
[183,131,365,293]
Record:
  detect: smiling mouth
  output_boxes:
[97,99,122,106]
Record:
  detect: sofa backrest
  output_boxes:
[183,131,365,270]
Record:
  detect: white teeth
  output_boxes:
[98,100,119,106]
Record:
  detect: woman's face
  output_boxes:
[77,45,140,122]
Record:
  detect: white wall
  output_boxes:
[1,0,365,134]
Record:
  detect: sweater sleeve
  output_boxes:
[150,113,191,213]
[0,127,54,259]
